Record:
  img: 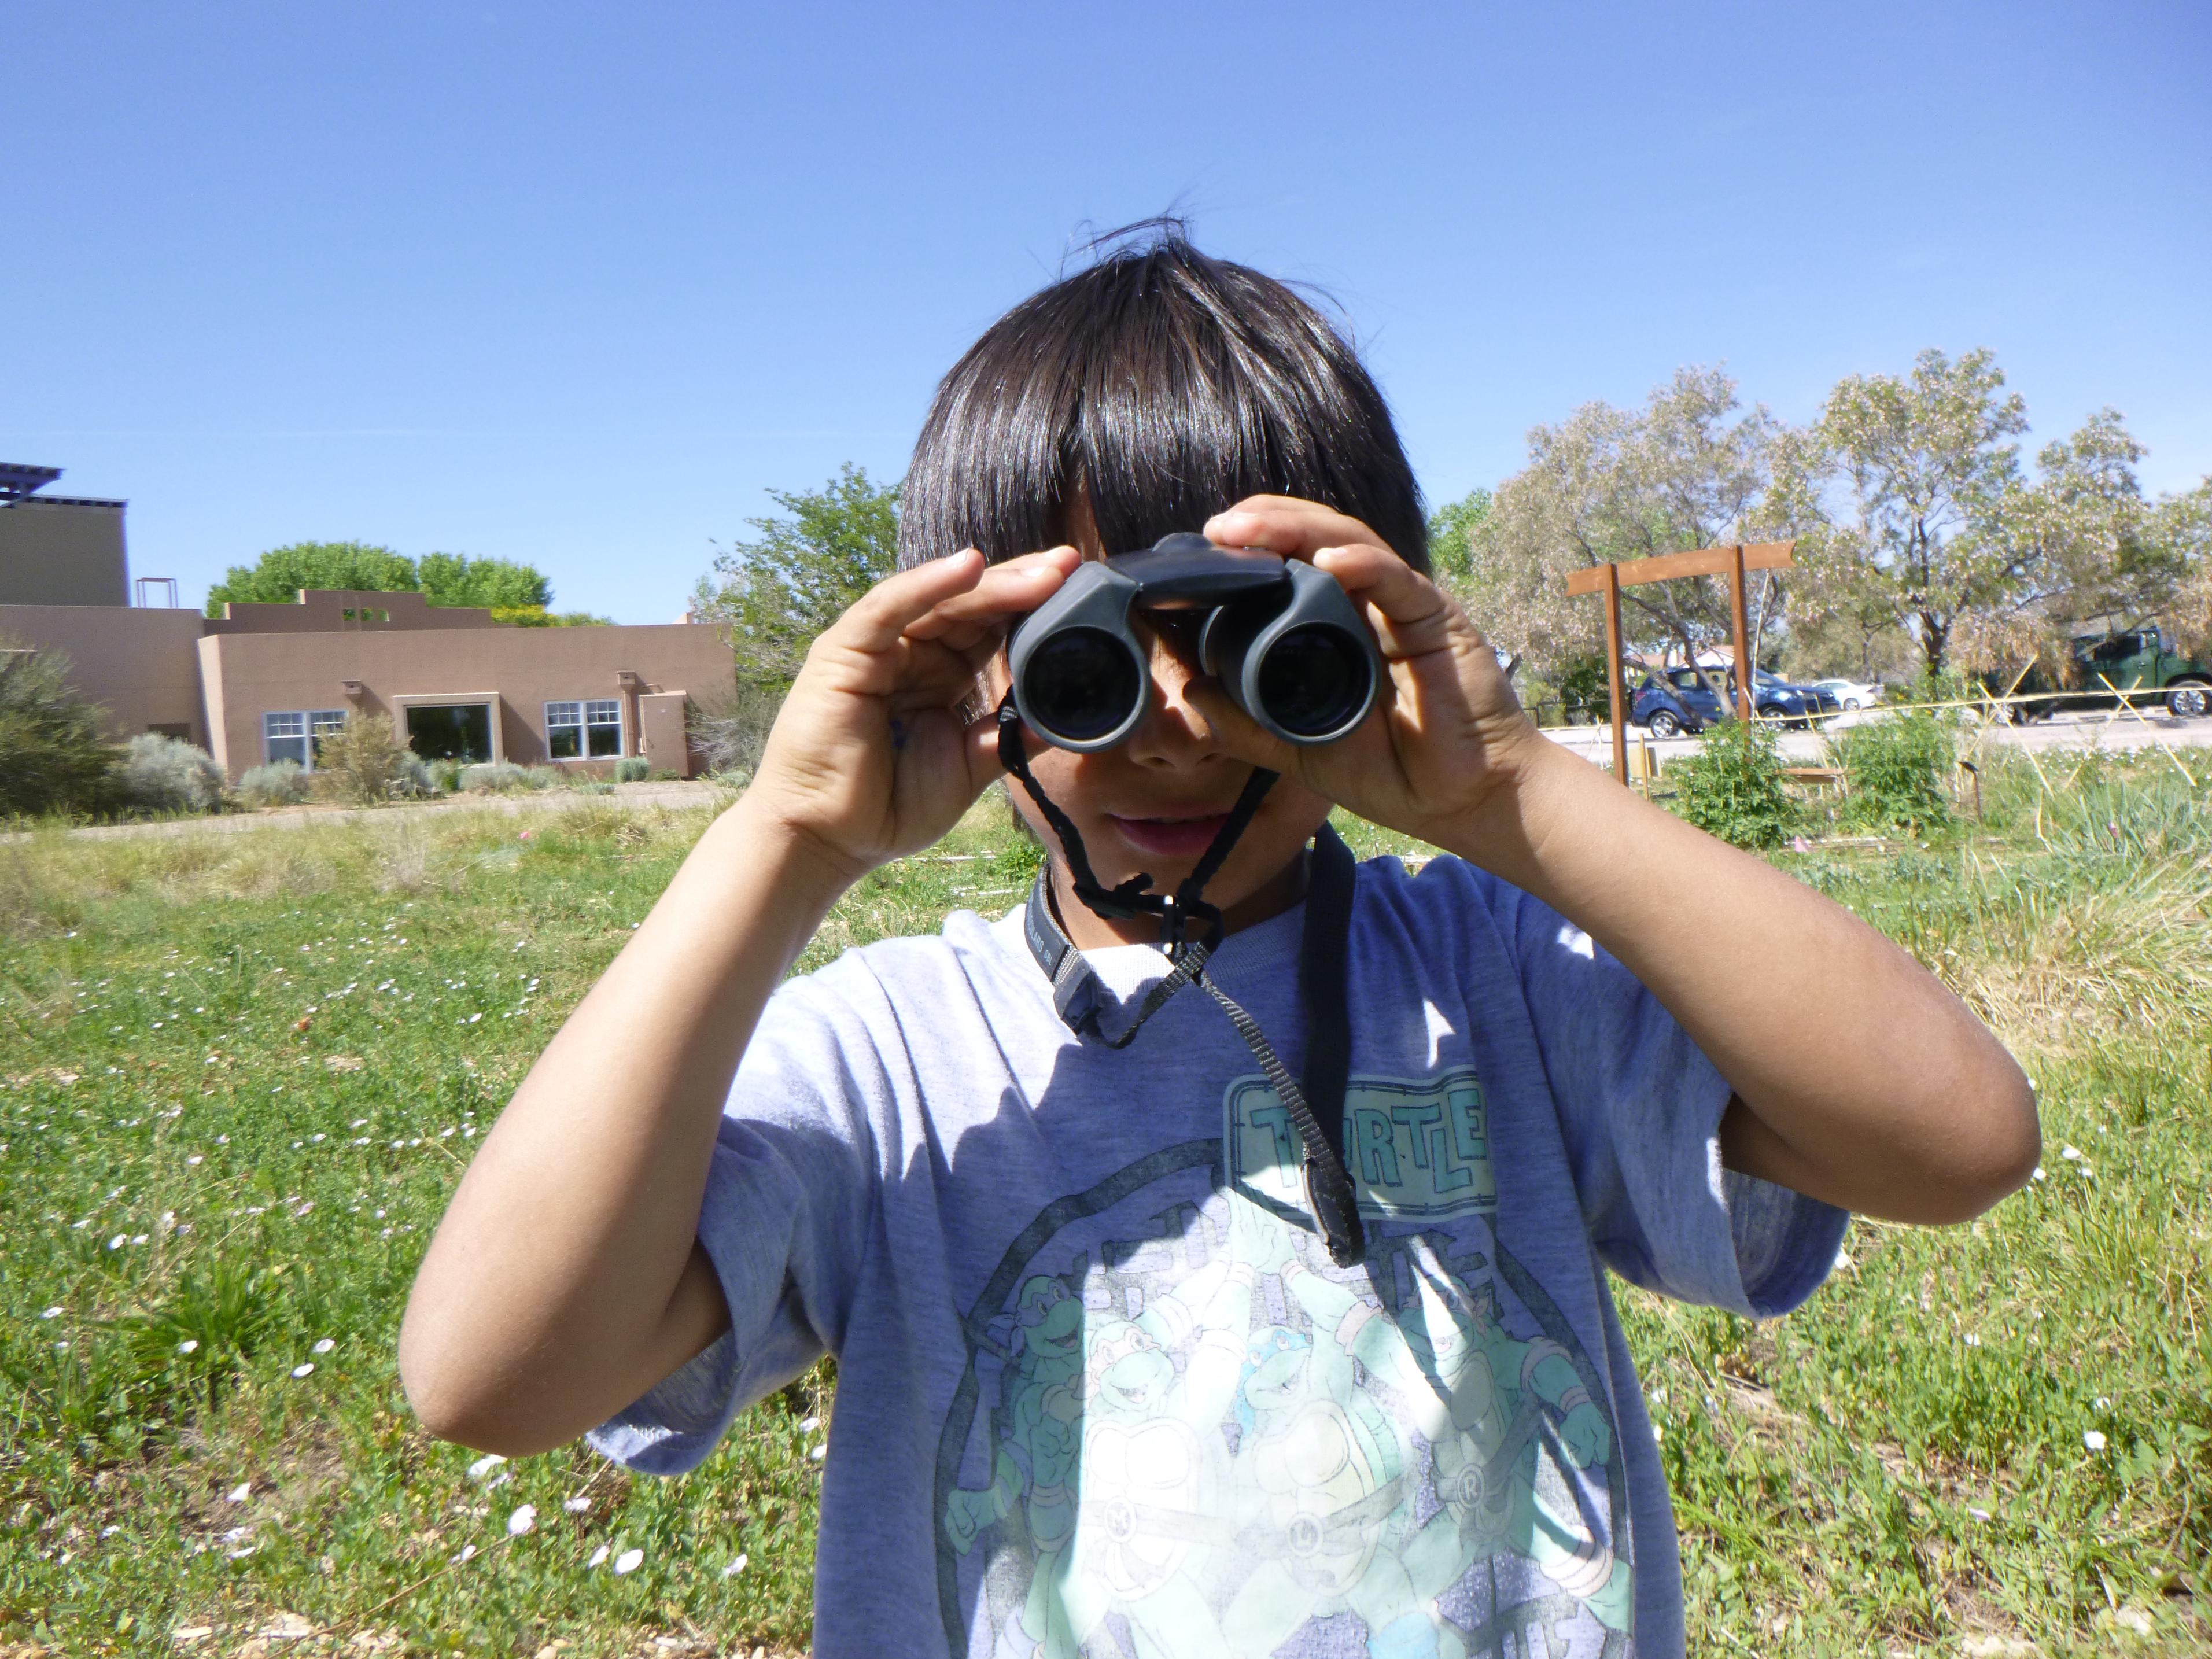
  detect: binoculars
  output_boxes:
[1006,533,1383,751]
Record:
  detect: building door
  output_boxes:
[404,702,494,762]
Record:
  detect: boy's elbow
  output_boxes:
[1925,1064,2043,1224]
[397,1308,566,1458]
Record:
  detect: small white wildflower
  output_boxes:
[1963,1333,1981,1347]
[2083,1429,2108,1452]
[312,1337,335,1354]
[1967,1507,1992,1522]
[178,1339,200,1355]
[613,1547,643,1575]
[588,1544,610,1568]
[227,1482,251,1503]
[2061,1145,2081,1160]
[1833,1250,1852,1272]
[290,1363,315,1379]
[809,1443,827,1462]
[452,1543,478,1564]
[507,1504,537,1536]
[186,1155,203,1166]
[2093,1396,2111,1410]
[563,1496,591,1514]
[798,1415,821,1433]
[2032,1167,2047,1182]
[467,1453,507,1481]
[41,1306,61,1319]
[722,1553,750,1578]
[108,1234,126,1250]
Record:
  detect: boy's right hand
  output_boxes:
[742,547,1081,884]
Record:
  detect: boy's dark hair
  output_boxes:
[898,223,1429,576]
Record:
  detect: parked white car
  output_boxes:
[1811,677,1883,710]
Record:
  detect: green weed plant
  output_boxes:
[1830,711,1956,834]
[1664,718,1800,849]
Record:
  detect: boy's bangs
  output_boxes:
[899,230,1428,575]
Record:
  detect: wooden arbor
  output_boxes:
[1564,541,1797,785]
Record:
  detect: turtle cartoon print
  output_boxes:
[935,1068,1635,1658]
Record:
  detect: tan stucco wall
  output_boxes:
[0,499,129,607]
[0,604,211,743]
[200,623,734,777]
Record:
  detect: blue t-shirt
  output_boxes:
[591,854,1847,1658]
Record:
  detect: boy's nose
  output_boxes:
[1122,632,1222,768]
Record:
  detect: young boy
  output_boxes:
[400,233,2037,1659]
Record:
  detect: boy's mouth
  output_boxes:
[1105,813,1232,859]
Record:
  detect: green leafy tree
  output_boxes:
[693,464,901,688]
[1468,367,1786,695]
[417,553,552,610]
[1424,488,1492,588]
[490,606,613,627]
[1785,349,2029,679]
[2147,478,2212,656]
[205,542,558,617]
[205,542,421,615]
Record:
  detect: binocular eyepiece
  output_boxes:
[1007,533,1383,751]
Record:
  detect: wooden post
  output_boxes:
[1602,561,1628,786]
[1728,543,1754,722]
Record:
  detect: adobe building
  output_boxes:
[0,463,734,779]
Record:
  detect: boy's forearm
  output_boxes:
[399,795,853,1452]
[1441,740,2038,1224]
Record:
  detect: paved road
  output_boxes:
[5,780,732,845]
[1543,707,2212,770]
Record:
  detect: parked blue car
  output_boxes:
[1630,668,1839,737]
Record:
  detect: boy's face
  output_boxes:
[983,604,1335,948]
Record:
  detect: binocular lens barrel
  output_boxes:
[1254,623,1372,740]
[1020,628,1144,746]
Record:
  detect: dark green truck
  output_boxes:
[2011,624,2211,720]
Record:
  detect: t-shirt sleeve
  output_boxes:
[587,964,888,1476]
[1480,869,1848,1318]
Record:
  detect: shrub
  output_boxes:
[237,760,311,806]
[426,758,464,794]
[1667,719,1798,849]
[1831,710,1953,833]
[459,761,535,792]
[690,682,781,777]
[116,734,226,815]
[614,756,651,783]
[312,714,412,805]
[0,639,117,816]
[389,751,439,799]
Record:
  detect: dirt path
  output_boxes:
[5,779,732,845]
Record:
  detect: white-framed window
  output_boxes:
[264,711,308,767]
[546,698,622,759]
[262,709,349,769]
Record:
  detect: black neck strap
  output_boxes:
[996,691,1279,952]
[1016,811,1368,1269]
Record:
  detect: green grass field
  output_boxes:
[2,759,2207,1656]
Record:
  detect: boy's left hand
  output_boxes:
[1195,496,1541,846]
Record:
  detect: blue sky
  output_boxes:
[5,1,2207,622]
